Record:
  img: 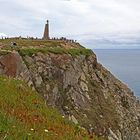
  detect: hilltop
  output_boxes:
[0,38,82,49]
[0,38,140,140]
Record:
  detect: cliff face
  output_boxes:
[0,48,140,140]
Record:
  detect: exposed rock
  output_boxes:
[108,128,120,140]
[80,81,89,92]
[35,75,43,87]
[69,115,78,124]
[0,52,34,89]
[0,50,140,139]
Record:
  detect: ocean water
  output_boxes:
[94,49,140,98]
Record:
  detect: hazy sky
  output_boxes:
[1,0,140,48]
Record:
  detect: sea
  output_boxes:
[94,49,140,98]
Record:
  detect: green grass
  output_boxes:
[0,38,92,57]
[18,48,92,57]
[0,50,11,55]
[0,76,104,140]
[0,38,62,48]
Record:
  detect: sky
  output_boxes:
[1,0,140,49]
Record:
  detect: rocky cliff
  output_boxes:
[0,40,140,140]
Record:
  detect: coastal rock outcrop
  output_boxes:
[0,49,140,139]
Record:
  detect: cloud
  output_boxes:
[0,0,140,48]
[0,33,7,38]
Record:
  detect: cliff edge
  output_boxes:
[0,39,140,140]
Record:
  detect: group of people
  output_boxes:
[51,37,77,43]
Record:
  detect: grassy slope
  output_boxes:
[0,76,104,140]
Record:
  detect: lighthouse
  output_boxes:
[43,20,49,40]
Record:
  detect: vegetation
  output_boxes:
[0,38,92,56]
[0,38,62,48]
[0,50,10,55]
[0,38,83,48]
[0,76,104,140]
[18,47,92,57]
